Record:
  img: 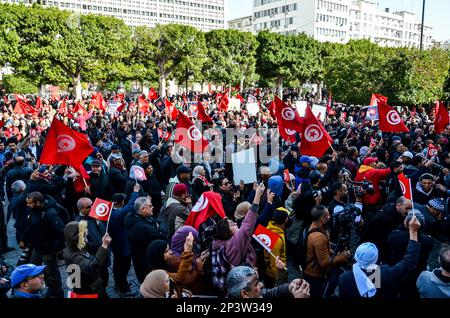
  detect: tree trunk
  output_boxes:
[159,76,166,98]
[276,76,283,98]
[40,84,46,97]
[316,80,323,101]
[74,74,82,101]
[240,77,245,92]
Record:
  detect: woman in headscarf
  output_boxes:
[191,166,212,202]
[165,226,210,294]
[268,175,284,208]
[140,234,195,298]
[145,240,170,273]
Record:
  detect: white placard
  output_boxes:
[247,103,259,116]
[231,148,257,186]
[228,98,241,111]
[312,104,327,122]
[295,101,308,117]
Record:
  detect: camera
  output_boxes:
[331,204,362,253]
[348,179,374,197]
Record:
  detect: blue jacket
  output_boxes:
[108,192,139,256]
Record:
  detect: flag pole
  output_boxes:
[105,202,114,234]
[267,250,288,271]
[327,140,335,152]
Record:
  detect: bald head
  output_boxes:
[77,197,93,216]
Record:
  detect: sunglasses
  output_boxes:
[222,181,231,186]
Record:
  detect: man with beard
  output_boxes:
[20,192,65,298]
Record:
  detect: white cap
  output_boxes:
[402,151,413,159]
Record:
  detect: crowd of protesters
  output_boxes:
[0,87,449,299]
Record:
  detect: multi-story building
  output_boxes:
[251,0,433,48]
[228,16,254,33]
[1,0,226,31]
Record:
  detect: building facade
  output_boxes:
[252,0,433,48]
[228,16,254,33]
[1,0,226,31]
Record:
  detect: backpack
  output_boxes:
[53,201,70,225]
[210,245,233,295]
[292,227,325,270]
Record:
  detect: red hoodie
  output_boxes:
[355,165,390,205]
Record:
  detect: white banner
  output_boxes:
[231,148,257,186]
[312,104,327,122]
[228,98,241,111]
[247,103,259,116]
[295,101,308,117]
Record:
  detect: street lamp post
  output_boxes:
[420,0,426,51]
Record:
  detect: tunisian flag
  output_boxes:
[58,99,67,115]
[252,225,280,253]
[73,164,90,193]
[165,98,178,121]
[174,112,208,153]
[197,100,212,122]
[427,143,438,158]
[435,101,449,134]
[138,95,150,114]
[267,100,276,119]
[301,106,333,157]
[398,172,412,201]
[185,191,226,229]
[89,198,113,222]
[378,101,409,133]
[35,96,42,109]
[40,118,94,167]
[217,90,229,112]
[92,92,106,112]
[148,87,158,101]
[14,100,39,115]
[370,93,388,106]
[274,95,303,142]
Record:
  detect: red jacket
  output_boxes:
[355,165,390,205]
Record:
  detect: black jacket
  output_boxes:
[360,203,404,262]
[108,166,128,194]
[89,172,112,200]
[26,177,66,201]
[338,240,420,299]
[5,166,33,199]
[21,196,66,254]
[123,212,166,259]
[7,193,28,241]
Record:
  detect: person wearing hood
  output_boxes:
[124,196,166,283]
[192,166,213,202]
[354,157,391,209]
[20,191,65,298]
[140,233,196,298]
[417,244,450,298]
[166,226,209,294]
[63,221,112,298]
[267,175,284,208]
[263,208,291,288]
[157,184,193,240]
[338,215,421,299]
[412,173,447,205]
[294,156,313,188]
